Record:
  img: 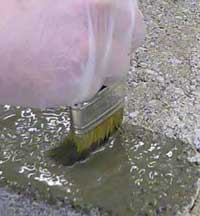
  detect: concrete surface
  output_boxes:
[0,0,199,215]
[126,0,200,215]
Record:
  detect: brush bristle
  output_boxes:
[48,108,123,165]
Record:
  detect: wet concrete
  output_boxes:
[0,0,200,215]
[0,105,199,215]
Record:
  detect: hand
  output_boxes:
[0,0,144,108]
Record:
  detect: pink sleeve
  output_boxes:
[0,0,145,108]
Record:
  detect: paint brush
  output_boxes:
[48,83,124,165]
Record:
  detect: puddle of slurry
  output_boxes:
[0,105,199,216]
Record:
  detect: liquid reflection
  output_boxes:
[0,105,199,215]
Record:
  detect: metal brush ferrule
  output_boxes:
[70,83,125,135]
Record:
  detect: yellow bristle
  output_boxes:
[73,108,123,152]
[48,108,123,165]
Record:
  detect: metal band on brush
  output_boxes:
[70,83,125,135]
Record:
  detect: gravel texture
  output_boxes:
[0,188,109,216]
[125,0,200,215]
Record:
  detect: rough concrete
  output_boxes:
[0,0,199,215]
[0,188,110,216]
[125,0,200,215]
